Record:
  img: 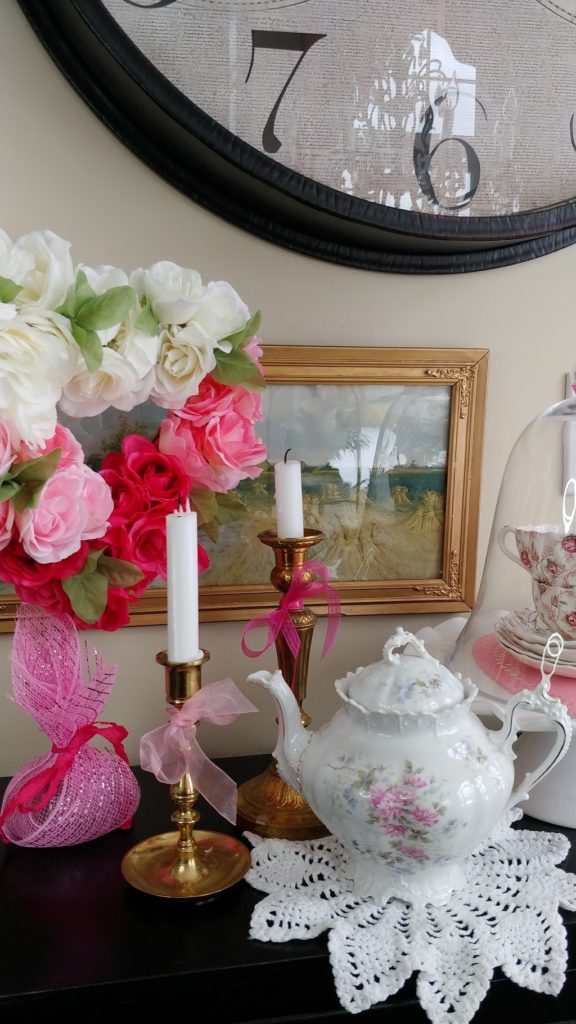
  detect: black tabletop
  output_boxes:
[1,755,575,1024]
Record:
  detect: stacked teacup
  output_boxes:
[498,523,576,639]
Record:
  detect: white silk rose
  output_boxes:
[193,280,250,349]
[11,230,75,312]
[150,322,218,409]
[0,314,78,445]
[131,261,203,325]
[59,345,146,417]
[0,228,34,285]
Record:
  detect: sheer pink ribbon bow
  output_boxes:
[240,559,341,667]
[139,680,258,824]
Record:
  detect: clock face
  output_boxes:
[16,0,576,272]
[104,0,576,222]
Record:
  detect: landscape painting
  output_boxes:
[0,346,488,629]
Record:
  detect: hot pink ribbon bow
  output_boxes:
[139,679,258,824]
[241,559,341,665]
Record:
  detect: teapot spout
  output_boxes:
[246,669,312,794]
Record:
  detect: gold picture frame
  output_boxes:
[0,345,488,631]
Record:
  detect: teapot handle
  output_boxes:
[488,634,573,811]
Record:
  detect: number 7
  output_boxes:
[245,30,326,154]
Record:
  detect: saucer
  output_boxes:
[496,608,576,649]
[495,620,576,664]
[496,635,576,679]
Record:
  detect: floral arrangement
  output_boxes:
[0,229,266,630]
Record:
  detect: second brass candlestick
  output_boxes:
[236,528,330,840]
[121,649,251,899]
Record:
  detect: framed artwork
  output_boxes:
[16,0,576,274]
[0,345,488,631]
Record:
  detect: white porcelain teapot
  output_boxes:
[247,627,572,905]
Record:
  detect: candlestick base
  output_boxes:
[121,828,251,900]
[121,649,250,899]
[236,758,329,841]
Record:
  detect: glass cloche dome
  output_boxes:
[447,396,576,717]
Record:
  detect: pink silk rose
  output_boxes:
[16,464,113,563]
[17,424,84,470]
[159,405,266,493]
[176,376,263,428]
[0,420,14,478]
[0,499,14,551]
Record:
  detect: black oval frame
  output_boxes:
[17,0,576,274]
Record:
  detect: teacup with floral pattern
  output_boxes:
[498,523,576,585]
[531,579,576,639]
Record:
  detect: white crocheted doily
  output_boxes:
[244,811,576,1024]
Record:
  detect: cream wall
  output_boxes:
[0,4,573,775]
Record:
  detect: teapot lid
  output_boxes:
[343,627,467,713]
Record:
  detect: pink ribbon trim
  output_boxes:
[0,721,131,842]
[139,679,258,825]
[241,559,341,666]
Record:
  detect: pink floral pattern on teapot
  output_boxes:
[334,757,459,874]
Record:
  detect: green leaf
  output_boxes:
[213,347,265,389]
[57,271,96,320]
[215,492,246,510]
[215,504,245,526]
[0,479,21,503]
[74,269,96,310]
[72,322,103,372]
[76,285,136,331]
[10,448,62,510]
[135,297,159,336]
[214,492,247,526]
[0,276,20,303]
[220,310,262,350]
[61,549,108,624]
[190,488,218,526]
[10,447,62,485]
[12,481,48,513]
[98,554,144,588]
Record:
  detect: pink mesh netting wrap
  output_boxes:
[0,605,140,847]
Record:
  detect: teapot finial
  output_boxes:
[383,626,441,668]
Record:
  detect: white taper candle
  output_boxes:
[274,451,305,538]
[166,503,202,663]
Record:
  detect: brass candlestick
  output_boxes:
[121,649,251,899]
[236,528,330,840]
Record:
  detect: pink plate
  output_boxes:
[473,633,576,717]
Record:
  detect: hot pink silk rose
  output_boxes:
[110,434,191,504]
[99,456,150,526]
[128,503,177,580]
[0,540,89,586]
[16,464,113,563]
[103,524,154,596]
[129,502,209,580]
